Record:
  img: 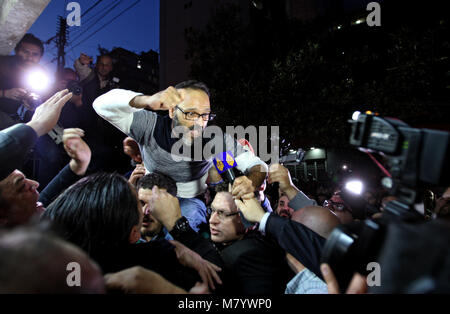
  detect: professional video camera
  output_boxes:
[321,112,450,292]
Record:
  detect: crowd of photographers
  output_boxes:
[1,33,450,294]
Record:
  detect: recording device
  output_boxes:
[321,112,450,292]
[22,92,43,110]
[66,80,83,96]
[349,112,450,208]
[213,151,243,184]
[108,77,120,89]
[213,150,253,227]
[279,148,305,164]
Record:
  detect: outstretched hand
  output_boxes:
[27,89,73,137]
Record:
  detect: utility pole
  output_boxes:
[56,16,68,73]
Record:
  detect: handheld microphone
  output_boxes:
[213,151,241,184]
[214,151,253,228]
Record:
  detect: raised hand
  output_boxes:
[79,53,93,66]
[234,197,266,223]
[26,89,73,137]
[145,186,182,231]
[268,163,299,200]
[129,86,184,111]
[63,128,91,176]
[128,164,146,186]
[231,176,255,200]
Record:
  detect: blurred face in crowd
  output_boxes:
[209,192,245,244]
[0,170,40,228]
[324,194,354,224]
[442,187,450,199]
[363,191,377,206]
[128,183,143,243]
[276,195,294,219]
[170,88,211,144]
[16,42,42,67]
[57,69,78,91]
[138,188,163,239]
[96,56,113,79]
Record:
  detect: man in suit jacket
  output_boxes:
[207,183,296,294]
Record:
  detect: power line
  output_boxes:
[70,0,141,51]
[81,0,105,18]
[68,0,125,46]
[69,0,118,38]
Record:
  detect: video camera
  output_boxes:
[321,112,450,292]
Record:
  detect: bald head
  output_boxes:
[291,206,340,239]
[0,228,105,294]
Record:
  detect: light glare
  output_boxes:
[345,180,363,195]
[26,70,50,92]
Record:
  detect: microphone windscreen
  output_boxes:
[213,151,238,175]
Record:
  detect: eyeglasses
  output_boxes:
[323,200,351,213]
[207,207,239,220]
[175,106,216,121]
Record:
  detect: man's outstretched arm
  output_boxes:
[93,87,184,137]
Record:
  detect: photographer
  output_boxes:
[0,34,45,130]
[74,53,127,173]
[34,68,85,189]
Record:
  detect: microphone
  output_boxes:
[213,151,253,228]
[213,151,242,184]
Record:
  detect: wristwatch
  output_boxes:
[170,216,191,238]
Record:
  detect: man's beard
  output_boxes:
[173,115,203,146]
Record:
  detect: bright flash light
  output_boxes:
[355,19,364,24]
[26,70,50,92]
[345,180,363,195]
[352,111,361,121]
[342,165,348,170]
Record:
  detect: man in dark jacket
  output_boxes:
[0,34,45,130]
[73,53,126,173]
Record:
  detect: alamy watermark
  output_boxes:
[66,262,81,287]
[367,2,381,27]
[66,2,81,27]
[366,262,381,287]
[170,125,280,165]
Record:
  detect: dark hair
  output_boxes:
[215,182,230,193]
[137,173,177,197]
[15,33,44,56]
[41,173,139,255]
[175,80,210,98]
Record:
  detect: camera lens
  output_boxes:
[66,80,83,96]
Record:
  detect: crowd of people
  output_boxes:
[1,33,450,294]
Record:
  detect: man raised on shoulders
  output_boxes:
[93,81,267,231]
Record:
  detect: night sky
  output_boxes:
[28,0,159,73]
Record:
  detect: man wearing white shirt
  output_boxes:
[93,80,267,231]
